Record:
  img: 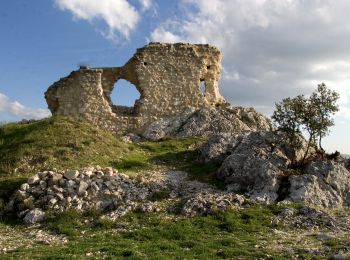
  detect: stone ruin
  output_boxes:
[45,43,226,135]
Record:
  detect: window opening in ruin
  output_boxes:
[200,80,206,96]
[111,79,141,112]
[207,65,211,69]
[143,62,147,66]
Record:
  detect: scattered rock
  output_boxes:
[78,181,89,195]
[23,208,45,224]
[121,133,142,143]
[64,170,79,180]
[279,208,297,218]
[27,175,40,185]
[20,183,30,192]
[273,206,340,230]
[50,173,63,185]
[330,254,347,260]
[182,192,245,216]
[7,166,249,222]
[316,233,333,241]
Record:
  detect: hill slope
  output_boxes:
[1,116,350,259]
[0,116,131,176]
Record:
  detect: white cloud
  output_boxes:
[150,0,350,120]
[0,93,51,120]
[150,21,183,43]
[149,0,350,153]
[139,0,153,11]
[55,0,140,41]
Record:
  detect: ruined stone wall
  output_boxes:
[45,43,226,135]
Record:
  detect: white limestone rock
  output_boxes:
[23,208,45,224]
[217,131,296,203]
[20,183,30,192]
[64,170,79,180]
[142,107,271,141]
[286,160,350,208]
[198,132,244,164]
[28,175,40,185]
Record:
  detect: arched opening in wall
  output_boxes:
[111,79,141,116]
[200,80,206,96]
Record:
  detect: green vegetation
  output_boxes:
[272,83,339,161]
[3,204,346,259]
[0,116,215,178]
[0,116,130,176]
[0,116,220,201]
[114,137,220,184]
[6,206,290,259]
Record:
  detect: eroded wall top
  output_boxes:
[45,43,226,135]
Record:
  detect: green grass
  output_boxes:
[0,176,26,199]
[5,206,289,259]
[0,116,221,200]
[0,116,131,177]
[0,117,217,181]
[113,137,222,186]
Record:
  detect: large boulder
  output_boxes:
[200,130,308,166]
[198,132,244,164]
[216,131,308,203]
[217,131,290,203]
[212,130,350,208]
[286,160,350,208]
[142,106,272,141]
[142,110,193,141]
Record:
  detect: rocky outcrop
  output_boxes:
[142,106,272,141]
[199,130,350,208]
[286,160,350,208]
[198,132,243,164]
[216,131,305,203]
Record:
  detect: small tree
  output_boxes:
[272,83,339,162]
[307,83,339,152]
[272,95,306,151]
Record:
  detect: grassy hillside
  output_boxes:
[0,117,349,258]
[0,116,217,200]
[0,116,130,176]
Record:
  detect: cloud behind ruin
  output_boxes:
[0,93,51,120]
[150,0,350,118]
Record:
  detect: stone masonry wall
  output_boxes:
[45,43,226,135]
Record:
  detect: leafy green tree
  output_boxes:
[306,83,339,152]
[272,95,306,151]
[272,83,339,162]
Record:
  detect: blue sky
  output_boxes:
[1,0,350,153]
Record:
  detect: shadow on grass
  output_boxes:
[0,176,27,225]
[151,150,224,188]
[0,176,26,199]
